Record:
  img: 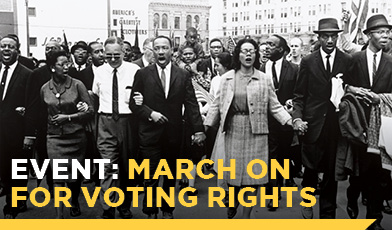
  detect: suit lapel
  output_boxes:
[3,64,20,101]
[373,52,387,88]
[279,60,289,88]
[359,51,371,87]
[169,65,178,95]
[331,50,342,78]
[151,65,165,93]
[315,51,328,80]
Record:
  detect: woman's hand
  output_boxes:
[51,114,69,125]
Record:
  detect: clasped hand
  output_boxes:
[347,86,380,106]
[293,119,308,136]
[192,132,207,146]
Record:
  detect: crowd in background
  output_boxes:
[0,12,391,229]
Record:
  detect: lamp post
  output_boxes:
[25,0,30,56]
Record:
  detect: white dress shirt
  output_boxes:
[366,48,382,87]
[0,61,18,100]
[92,62,140,114]
[320,48,336,72]
[156,62,172,98]
[265,57,283,83]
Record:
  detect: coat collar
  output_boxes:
[49,75,72,95]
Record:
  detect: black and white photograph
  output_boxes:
[0,0,391,229]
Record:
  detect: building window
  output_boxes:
[28,7,36,17]
[223,27,227,36]
[113,19,117,26]
[223,0,227,9]
[206,18,209,30]
[223,13,227,23]
[162,14,168,29]
[153,13,160,29]
[29,37,37,47]
[186,15,192,29]
[194,15,200,29]
[174,17,180,29]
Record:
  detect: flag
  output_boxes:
[120,21,125,40]
[349,0,369,43]
[227,36,236,55]
[134,23,139,48]
[62,30,70,55]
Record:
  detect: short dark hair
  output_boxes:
[123,41,132,47]
[2,34,20,50]
[185,27,198,36]
[46,50,68,68]
[216,51,233,70]
[210,38,222,46]
[153,35,173,48]
[87,41,100,54]
[232,38,260,71]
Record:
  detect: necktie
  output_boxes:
[0,65,9,101]
[112,68,119,121]
[161,67,166,96]
[326,54,331,74]
[78,65,81,72]
[271,61,279,89]
[372,53,377,85]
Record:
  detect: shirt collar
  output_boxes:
[320,48,336,60]
[156,61,172,72]
[366,47,382,58]
[1,60,18,71]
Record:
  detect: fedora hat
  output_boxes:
[71,41,88,54]
[363,14,392,34]
[313,18,343,33]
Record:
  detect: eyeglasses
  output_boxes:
[55,62,72,68]
[240,49,256,54]
[105,54,122,60]
[370,30,391,36]
[211,46,222,49]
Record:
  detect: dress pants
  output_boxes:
[301,105,339,219]
[140,127,179,215]
[97,114,135,211]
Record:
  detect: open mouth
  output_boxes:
[2,52,12,61]
[245,57,252,62]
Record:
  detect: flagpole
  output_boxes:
[107,0,111,37]
[25,0,30,56]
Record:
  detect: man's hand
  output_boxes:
[150,111,168,124]
[293,119,308,136]
[346,85,380,106]
[192,132,206,146]
[363,91,380,105]
[133,92,143,106]
[76,101,88,112]
[23,137,34,150]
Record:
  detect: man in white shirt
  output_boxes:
[92,36,140,219]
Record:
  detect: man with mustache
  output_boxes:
[292,18,353,219]
[0,35,32,218]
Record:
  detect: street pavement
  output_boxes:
[0,170,391,229]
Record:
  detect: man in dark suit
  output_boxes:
[71,41,89,72]
[345,14,392,230]
[132,38,155,68]
[129,35,206,219]
[197,38,224,79]
[261,34,298,211]
[0,35,32,218]
[292,18,353,219]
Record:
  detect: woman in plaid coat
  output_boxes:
[204,38,292,219]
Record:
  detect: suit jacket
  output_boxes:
[129,63,204,145]
[197,57,217,78]
[132,56,145,68]
[204,69,291,134]
[345,50,392,114]
[77,65,94,90]
[293,49,352,144]
[261,59,298,132]
[0,63,32,185]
